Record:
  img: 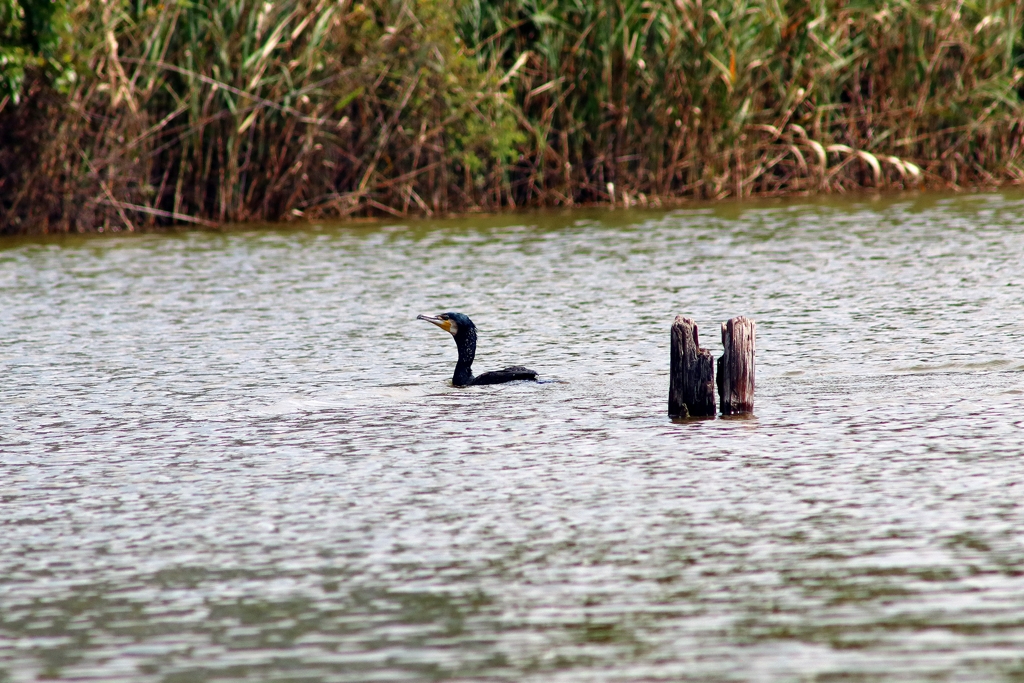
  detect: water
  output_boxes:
[2,193,1024,682]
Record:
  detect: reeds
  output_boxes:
[1,0,524,231]
[1,0,1023,233]
[471,0,1024,203]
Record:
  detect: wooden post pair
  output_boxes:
[668,316,755,418]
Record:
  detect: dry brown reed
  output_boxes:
[1,0,1023,234]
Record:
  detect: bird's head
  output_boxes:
[416,311,475,338]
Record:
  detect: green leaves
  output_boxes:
[0,0,74,102]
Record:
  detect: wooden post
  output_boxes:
[717,316,755,415]
[668,316,716,418]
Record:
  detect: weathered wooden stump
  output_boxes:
[668,316,716,418]
[717,316,755,415]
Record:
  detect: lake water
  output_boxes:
[2,193,1024,682]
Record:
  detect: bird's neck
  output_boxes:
[452,327,477,386]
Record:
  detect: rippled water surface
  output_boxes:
[3,194,1024,682]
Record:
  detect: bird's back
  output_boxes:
[471,366,538,385]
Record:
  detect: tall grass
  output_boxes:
[1,0,523,231]
[465,0,1024,203]
[1,0,1023,233]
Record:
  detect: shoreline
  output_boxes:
[3,184,1022,243]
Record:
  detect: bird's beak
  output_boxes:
[417,314,452,334]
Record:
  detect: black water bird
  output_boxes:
[417,312,538,386]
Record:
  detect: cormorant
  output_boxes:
[417,312,538,386]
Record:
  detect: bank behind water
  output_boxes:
[2,0,1024,234]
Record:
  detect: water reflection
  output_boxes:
[1,193,1024,681]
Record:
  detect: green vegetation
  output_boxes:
[1,0,1023,233]
[1,0,74,101]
